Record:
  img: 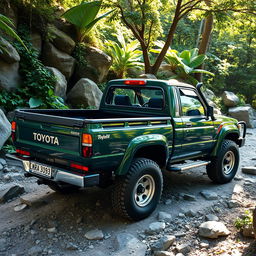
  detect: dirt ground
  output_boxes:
[0,129,255,256]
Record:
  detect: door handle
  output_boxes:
[185,122,192,127]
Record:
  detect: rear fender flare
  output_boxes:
[115,134,169,176]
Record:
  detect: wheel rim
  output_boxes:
[134,174,155,207]
[222,151,235,175]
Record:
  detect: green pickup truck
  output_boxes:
[8,79,246,220]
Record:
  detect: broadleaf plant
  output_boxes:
[62,1,114,42]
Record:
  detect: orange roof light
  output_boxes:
[82,134,92,146]
[124,80,147,85]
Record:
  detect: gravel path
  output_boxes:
[0,129,255,256]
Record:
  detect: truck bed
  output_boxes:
[15,109,170,127]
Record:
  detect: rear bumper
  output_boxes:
[6,154,99,188]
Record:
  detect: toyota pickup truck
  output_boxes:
[8,79,246,220]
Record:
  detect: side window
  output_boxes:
[179,88,205,116]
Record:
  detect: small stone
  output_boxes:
[200,242,209,248]
[200,190,218,200]
[0,185,25,203]
[30,230,37,235]
[205,214,219,221]
[28,245,43,255]
[76,216,83,224]
[242,225,254,238]
[164,199,172,205]
[154,251,175,256]
[199,221,230,239]
[88,245,94,249]
[234,176,244,181]
[158,211,172,222]
[178,213,185,218]
[227,200,240,208]
[175,254,184,256]
[85,229,104,240]
[47,227,57,233]
[14,203,28,212]
[183,193,196,201]
[145,222,166,235]
[65,242,78,250]
[176,243,191,254]
[242,167,256,175]
[0,158,7,166]
[0,238,7,252]
[0,163,3,170]
[151,235,176,251]
[185,209,197,217]
[233,184,243,194]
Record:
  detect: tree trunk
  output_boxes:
[195,0,213,81]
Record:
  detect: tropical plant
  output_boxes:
[62,1,114,42]
[105,33,144,78]
[0,14,27,51]
[152,43,214,85]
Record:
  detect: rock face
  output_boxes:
[75,46,112,83]
[0,109,11,149]
[228,106,256,128]
[48,25,75,55]
[30,32,42,54]
[46,67,67,99]
[199,221,230,239]
[139,74,157,79]
[0,61,20,91]
[42,43,75,79]
[113,233,147,256]
[0,37,20,63]
[222,91,239,107]
[67,78,103,108]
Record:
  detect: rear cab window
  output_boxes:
[105,86,165,110]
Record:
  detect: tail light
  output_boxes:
[16,149,30,156]
[82,134,93,157]
[11,121,16,141]
[124,80,147,85]
[70,163,89,172]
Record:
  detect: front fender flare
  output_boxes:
[211,124,239,157]
[115,134,169,176]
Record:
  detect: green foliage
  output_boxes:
[62,1,114,42]
[72,43,88,68]
[235,210,253,231]
[0,14,27,51]
[153,44,214,85]
[0,25,68,112]
[105,33,144,78]
[2,143,16,154]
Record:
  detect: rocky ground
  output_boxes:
[0,130,256,256]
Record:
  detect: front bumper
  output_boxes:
[6,154,99,188]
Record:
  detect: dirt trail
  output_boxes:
[0,129,255,256]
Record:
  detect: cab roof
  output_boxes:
[108,78,195,89]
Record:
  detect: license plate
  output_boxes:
[30,162,52,178]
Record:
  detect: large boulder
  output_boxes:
[29,32,42,54]
[67,78,103,108]
[48,25,75,55]
[0,60,20,91]
[75,46,112,83]
[0,37,20,63]
[228,106,256,128]
[222,91,239,107]
[0,109,11,149]
[199,221,230,239]
[139,74,157,79]
[46,67,67,99]
[42,43,75,79]
[203,88,215,101]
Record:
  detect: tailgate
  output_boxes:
[15,119,82,156]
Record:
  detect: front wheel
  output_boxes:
[207,139,239,184]
[112,158,163,221]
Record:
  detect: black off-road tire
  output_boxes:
[207,139,239,184]
[112,158,163,221]
[48,183,79,194]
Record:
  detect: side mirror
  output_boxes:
[207,106,215,120]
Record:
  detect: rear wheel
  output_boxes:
[48,183,79,194]
[112,158,163,221]
[207,139,239,184]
